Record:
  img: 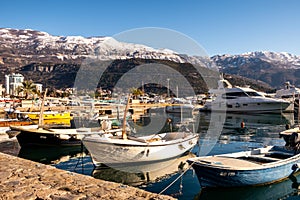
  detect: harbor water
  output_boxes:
[11,109,300,199]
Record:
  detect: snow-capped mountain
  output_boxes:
[212,52,300,87]
[1,28,300,89]
[0,27,195,69]
[212,51,300,70]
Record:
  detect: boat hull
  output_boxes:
[190,161,299,188]
[165,105,194,113]
[26,112,72,120]
[201,101,293,113]
[83,132,199,166]
[10,125,82,147]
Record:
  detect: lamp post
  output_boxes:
[167,78,170,98]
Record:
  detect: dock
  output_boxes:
[0,137,175,200]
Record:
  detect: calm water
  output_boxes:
[16,109,300,200]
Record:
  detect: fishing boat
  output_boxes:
[82,94,199,167]
[0,108,34,134]
[0,119,33,134]
[8,89,101,147]
[187,135,300,188]
[200,78,293,113]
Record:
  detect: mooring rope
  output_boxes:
[159,160,195,195]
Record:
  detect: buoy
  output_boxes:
[241,121,245,128]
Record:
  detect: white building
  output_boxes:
[34,83,43,94]
[5,73,24,96]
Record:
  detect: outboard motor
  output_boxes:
[289,132,300,154]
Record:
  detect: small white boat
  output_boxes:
[82,94,198,167]
[165,98,194,113]
[82,131,199,167]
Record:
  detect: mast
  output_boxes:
[38,88,47,128]
[122,94,131,140]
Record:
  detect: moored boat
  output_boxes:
[82,131,199,167]
[200,78,293,113]
[8,89,104,147]
[0,118,33,134]
[82,94,199,167]
[187,142,300,188]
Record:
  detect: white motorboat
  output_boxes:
[82,94,198,167]
[200,79,293,113]
[82,131,199,167]
[165,98,194,113]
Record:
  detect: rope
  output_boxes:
[159,160,195,195]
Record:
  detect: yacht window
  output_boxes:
[222,92,247,99]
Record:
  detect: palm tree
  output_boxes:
[17,80,38,99]
[130,87,144,99]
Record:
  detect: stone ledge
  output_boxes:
[0,152,175,200]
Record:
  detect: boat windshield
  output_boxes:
[245,92,263,97]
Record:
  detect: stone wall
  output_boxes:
[0,152,175,200]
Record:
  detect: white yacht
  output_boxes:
[200,79,293,113]
[275,81,300,99]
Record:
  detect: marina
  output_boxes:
[2,103,300,199]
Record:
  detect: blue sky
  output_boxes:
[1,0,300,56]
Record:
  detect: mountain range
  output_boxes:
[1,28,300,92]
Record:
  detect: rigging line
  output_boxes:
[158,160,195,195]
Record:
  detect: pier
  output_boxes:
[0,138,175,200]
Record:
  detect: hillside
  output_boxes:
[0,28,291,93]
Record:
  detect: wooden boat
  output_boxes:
[187,144,300,188]
[82,94,199,167]
[9,89,99,147]
[0,119,33,134]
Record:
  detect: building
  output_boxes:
[34,83,43,94]
[0,84,5,97]
[5,73,24,96]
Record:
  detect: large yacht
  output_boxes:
[200,79,293,113]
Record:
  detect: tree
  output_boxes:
[130,87,144,99]
[17,80,38,99]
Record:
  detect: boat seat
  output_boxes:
[247,155,281,162]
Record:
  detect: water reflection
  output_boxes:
[195,174,300,200]
[18,145,87,165]
[92,153,195,186]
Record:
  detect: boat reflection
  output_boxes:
[195,173,300,200]
[18,145,87,164]
[199,112,294,135]
[92,153,195,186]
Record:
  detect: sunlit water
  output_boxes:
[16,109,300,200]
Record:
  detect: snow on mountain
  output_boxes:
[212,51,300,70]
[0,28,202,66]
